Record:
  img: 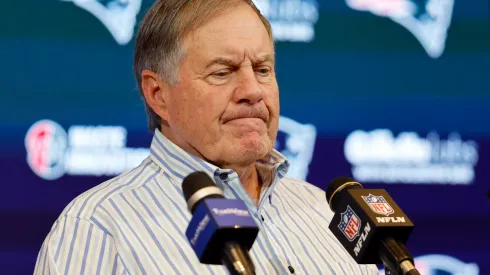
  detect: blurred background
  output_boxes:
[1,0,489,274]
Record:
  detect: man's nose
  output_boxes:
[232,69,264,105]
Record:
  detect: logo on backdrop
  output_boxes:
[25,120,69,180]
[361,194,394,216]
[25,119,149,180]
[60,0,142,45]
[345,129,479,185]
[338,205,362,241]
[61,0,319,45]
[379,254,479,275]
[253,0,320,42]
[346,0,454,59]
[25,117,316,181]
[276,116,317,181]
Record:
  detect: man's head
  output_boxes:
[134,0,279,168]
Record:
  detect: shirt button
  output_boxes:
[261,215,265,221]
[219,173,228,180]
[288,266,295,274]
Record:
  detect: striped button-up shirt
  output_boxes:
[34,129,379,275]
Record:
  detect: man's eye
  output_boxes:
[213,71,230,78]
[256,67,271,76]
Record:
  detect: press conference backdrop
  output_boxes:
[1,0,489,274]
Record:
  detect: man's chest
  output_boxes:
[110,197,374,275]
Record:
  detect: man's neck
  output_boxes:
[158,127,264,205]
[227,164,262,206]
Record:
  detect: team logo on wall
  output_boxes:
[61,0,319,45]
[60,0,142,45]
[380,254,480,275]
[361,194,394,216]
[25,120,68,180]
[276,116,317,180]
[338,205,361,241]
[345,0,455,58]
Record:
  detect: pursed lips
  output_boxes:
[222,108,269,124]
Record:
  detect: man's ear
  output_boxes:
[140,70,170,121]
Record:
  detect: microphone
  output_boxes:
[183,171,259,275]
[326,176,420,275]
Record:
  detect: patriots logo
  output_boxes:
[275,116,317,181]
[361,194,395,216]
[60,0,142,45]
[338,205,362,241]
[346,0,455,58]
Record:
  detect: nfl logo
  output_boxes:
[338,205,361,241]
[362,194,395,216]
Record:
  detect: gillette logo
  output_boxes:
[212,208,250,217]
[345,129,479,185]
[346,0,455,58]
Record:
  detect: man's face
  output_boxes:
[164,4,279,167]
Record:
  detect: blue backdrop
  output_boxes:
[0,0,489,274]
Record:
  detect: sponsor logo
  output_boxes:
[354,222,371,256]
[376,216,406,223]
[362,194,394,216]
[25,120,68,180]
[212,208,250,217]
[253,0,319,42]
[338,205,362,241]
[25,119,149,180]
[60,0,142,45]
[345,129,479,185]
[346,0,454,58]
[190,214,210,246]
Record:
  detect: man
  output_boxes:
[34,0,379,274]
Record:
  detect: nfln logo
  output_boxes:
[376,216,406,223]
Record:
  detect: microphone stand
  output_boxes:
[379,237,420,275]
[221,241,256,275]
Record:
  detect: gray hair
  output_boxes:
[133,0,273,132]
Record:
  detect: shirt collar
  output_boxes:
[149,129,289,190]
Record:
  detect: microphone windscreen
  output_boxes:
[326,176,363,212]
[182,171,216,202]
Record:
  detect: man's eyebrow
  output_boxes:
[205,57,237,69]
[255,54,275,64]
[205,54,275,69]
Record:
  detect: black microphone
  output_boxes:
[183,171,259,275]
[326,176,420,275]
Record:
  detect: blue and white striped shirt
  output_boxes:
[34,129,379,275]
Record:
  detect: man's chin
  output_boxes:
[233,138,270,162]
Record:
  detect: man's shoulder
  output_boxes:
[58,157,159,221]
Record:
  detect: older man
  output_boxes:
[34,0,379,274]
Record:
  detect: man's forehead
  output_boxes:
[186,33,274,65]
[186,6,271,44]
